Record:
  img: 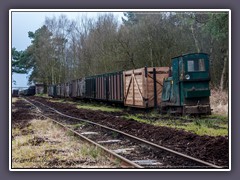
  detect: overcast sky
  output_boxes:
[11,11,124,88]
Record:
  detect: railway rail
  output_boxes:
[22,97,223,169]
[22,98,141,168]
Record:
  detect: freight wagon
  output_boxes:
[49,68,166,108]
[19,86,36,96]
[48,85,56,97]
[70,78,85,98]
[85,71,124,102]
[12,89,19,97]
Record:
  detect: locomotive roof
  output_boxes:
[172,53,208,60]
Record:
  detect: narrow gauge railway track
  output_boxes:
[23,97,222,169]
[22,98,141,168]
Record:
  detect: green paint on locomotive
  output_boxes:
[161,53,211,115]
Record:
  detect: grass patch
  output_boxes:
[76,103,122,112]
[12,119,115,168]
[48,98,122,112]
[124,114,228,136]
[35,94,50,98]
[124,115,149,124]
[12,97,19,103]
[205,114,228,122]
[49,99,68,103]
[81,145,102,159]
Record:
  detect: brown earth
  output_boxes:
[12,100,41,129]
[30,97,229,167]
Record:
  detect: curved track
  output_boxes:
[23,97,222,169]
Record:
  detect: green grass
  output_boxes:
[124,115,148,124]
[75,101,122,112]
[35,94,50,98]
[81,145,102,159]
[48,98,122,112]
[49,99,70,103]
[76,104,122,112]
[45,97,228,136]
[204,114,228,122]
[123,114,228,136]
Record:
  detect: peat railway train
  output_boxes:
[48,53,211,115]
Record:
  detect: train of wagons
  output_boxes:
[16,86,36,96]
[29,53,211,115]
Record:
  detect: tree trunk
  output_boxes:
[150,48,153,67]
[209,37,214,66]
[190,24,200,53]
[220,49,228,91]
[51,66,54,85]
[209,37,216,86]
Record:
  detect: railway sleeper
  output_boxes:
[132,159,163,167]
[80,132,99,135]
[97,139,121,144]
[112,148,135,154]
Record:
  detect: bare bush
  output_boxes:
[210,89,228,115]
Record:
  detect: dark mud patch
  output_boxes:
[12,118,31,129]
[45,149,65,155]
[137,114,194,123]
[21,128,34,135]
[12,99,47,137]
[46,140,62,145]
[28,136,45,146]
[47,158,96,167]
[12,99,46,121]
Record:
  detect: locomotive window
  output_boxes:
[187,60,194,72]
[187,59,205,72]
[198,59,205,71]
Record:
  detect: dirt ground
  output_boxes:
[31,96,229,167]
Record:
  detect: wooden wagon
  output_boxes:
[123,67,169,108]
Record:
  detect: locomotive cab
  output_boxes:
[161,53,211,115]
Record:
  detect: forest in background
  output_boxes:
[12,11,229,91]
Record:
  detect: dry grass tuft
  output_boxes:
[210,89,228,116]
[12,97,19,103]
[12,98,19,112]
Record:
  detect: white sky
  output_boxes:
[11,11,124,88]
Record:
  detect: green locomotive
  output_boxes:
[160,53,211,115]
